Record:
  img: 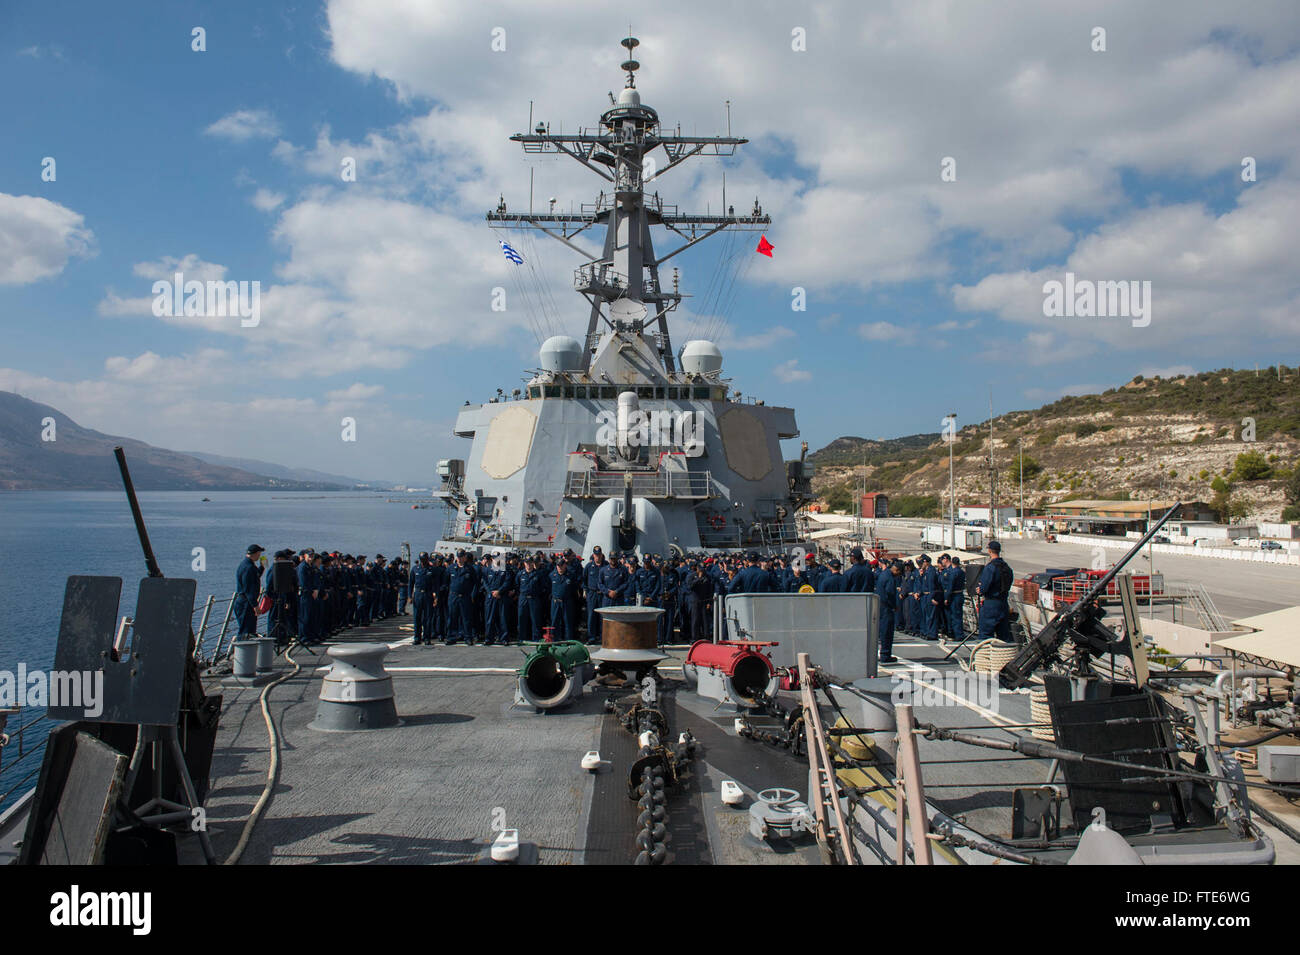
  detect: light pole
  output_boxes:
[947,413,956,547]
[1018,437,1024,536]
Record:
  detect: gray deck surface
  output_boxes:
[186,614,1289,865]
[194,614,827,865]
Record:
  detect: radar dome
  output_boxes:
[617,87,642,107]
[539,335,583,372]
[681,340,723,377]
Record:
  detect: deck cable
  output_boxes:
[222,642,307,865]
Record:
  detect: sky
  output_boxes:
[1,0,1298,484]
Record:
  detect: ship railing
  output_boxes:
[695,520,802,550]
[565,470,716,500]
[0,704,59,812]
[440,514,555,547]
[192,591,240,666]
[573,264,661,300]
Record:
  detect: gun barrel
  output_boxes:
[1066,501,1181,613]
[114,446,163,578]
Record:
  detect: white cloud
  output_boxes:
[205,109,281,141]
[718,325,796,351]
[773,359,812,383]
[320,0,1300,293]
[326,382,384,402]
[952,179,1300,352]
[250,188,285,212]
[858,321,914,344]
[0,194,94,285]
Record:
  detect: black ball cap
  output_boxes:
[988,540,1001,553]
[247,544,265,555]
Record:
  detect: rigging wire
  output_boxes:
[522,229,563,337]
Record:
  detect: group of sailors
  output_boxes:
[234,545,415,649]
[232,538,1014,661]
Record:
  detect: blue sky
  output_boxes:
[2,1,1298,483]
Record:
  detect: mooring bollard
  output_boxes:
[309,643,400,731]
[231,640,259,680]
[255,637,276,674]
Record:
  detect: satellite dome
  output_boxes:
[539,335,583,373]
[681,340,723,376]
[535,335,582,374]
[617,87,641,107]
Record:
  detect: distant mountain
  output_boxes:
[180,450,389,489]
[0,391,346,491]
[808,367,1300,521]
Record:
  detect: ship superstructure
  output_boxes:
[435,37,812,557]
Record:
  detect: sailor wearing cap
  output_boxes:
[584,547,606,645]
[975,540,1013,640]
[411,555,433,645]
[684,562,713,641]
[549,558,574,635]
[633,554,660,607]
[518,556,546,641]
[234,545,265,639]
[917,554,940,640]
[659,556,680,646]
[600,554,629,609]
[946,556,966,642]
[296,550,317,643]
[816,558,848,592]
[875,560,903,664]
[804,552,827,590]
[447,551,479,644]
[482,557,509,646]
[844,547,875,594]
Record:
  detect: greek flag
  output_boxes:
[499,240,524,265]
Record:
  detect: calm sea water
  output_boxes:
[0,490,447,808]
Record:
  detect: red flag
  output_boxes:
[756,235,774,257]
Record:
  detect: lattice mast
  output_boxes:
[486,36,770,373]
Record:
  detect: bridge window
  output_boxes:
[693,386,710,399]
[544,385,560,398]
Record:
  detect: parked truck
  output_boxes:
[920,524,985,550]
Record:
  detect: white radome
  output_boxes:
[681,339,723,376]
[539,335,583,372]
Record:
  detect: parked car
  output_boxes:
[1261,540,1283,550]
[1153,534,1170,544]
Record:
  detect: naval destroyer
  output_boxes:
[2,37,1289,883]
[433,36,812,558]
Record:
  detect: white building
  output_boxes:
[957,504,1019,525]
